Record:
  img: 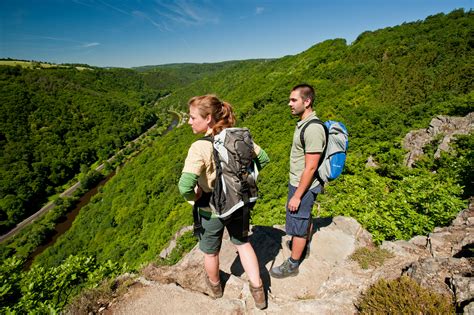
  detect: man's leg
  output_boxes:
[270,185,317,279]
[290,236,307,261]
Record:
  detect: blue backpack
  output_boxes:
[300,119,349,185]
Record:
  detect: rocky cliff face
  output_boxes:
[104,200,473,314]
[403,113,473,167]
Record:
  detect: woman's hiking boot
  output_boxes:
[286,239,310,259]
[249,280,266,310]
[269,258,299,278]
[205,276,223,299]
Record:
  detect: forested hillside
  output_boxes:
[137,59,270,93]
[0,66,170,233]
[1,9,472,313]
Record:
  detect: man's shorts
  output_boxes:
[285,184,321,237]
[198,207,249,254]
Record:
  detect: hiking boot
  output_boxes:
[205,276,223,299]
[286,240,311,259]
[270,258,299,279]
[249,281,266,310]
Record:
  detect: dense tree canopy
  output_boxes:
[0,66,172,233]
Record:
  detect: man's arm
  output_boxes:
[287,153,321,212]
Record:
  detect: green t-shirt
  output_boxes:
[289,112,326,189]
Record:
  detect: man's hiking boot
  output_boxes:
[270,258,299,279]
[205,276,223,299]
[249,280,266,310]
[286,239,311,259]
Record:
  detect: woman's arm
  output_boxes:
[178,172,199,201]
[254,148,270,170]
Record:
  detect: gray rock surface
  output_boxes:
[106,201,473,314]
[403,112,473,167]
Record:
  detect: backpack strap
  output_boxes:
[300,119,329,186]
[192,136,213,237]
[200,135,213,143]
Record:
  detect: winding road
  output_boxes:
[0,100,181,243]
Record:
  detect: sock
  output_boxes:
[289,257,300,266]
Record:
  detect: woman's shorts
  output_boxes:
[198,207,249,254]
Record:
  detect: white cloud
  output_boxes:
[82,42,100,48]
[154,0,218,26]
[133,10,168,31]
[97,0,133,16]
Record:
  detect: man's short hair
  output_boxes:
[292,84,315,107]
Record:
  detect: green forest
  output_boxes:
[0,61,245,234]
[0,66,165,233]
[1,9,473,313]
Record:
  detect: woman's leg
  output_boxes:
[235,242,261,287]
[204,252,220,283]
[199,215,224,284]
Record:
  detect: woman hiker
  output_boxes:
[178,94,270,309]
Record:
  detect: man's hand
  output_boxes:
[288,196,301,212]
[288,153,321,212]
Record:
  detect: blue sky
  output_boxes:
[0,0,472,68]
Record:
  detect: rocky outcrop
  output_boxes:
[159,226,193,259]
[105,200,473,314]
[402,201,474,313]
[403,113,473,167]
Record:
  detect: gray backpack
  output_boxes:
[204,128,259,218]
[193,128,258,237]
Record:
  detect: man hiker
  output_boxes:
[270,84,326,278]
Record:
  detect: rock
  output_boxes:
[107,283,245,315]
[450,275,474,305]
[159,225,193,258]
[464,301,474,315]
[404,257,472,297]
[366,155,378,168]
[105,204,474,314]
[402,113,473,167]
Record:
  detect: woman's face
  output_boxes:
[188,106,210,134]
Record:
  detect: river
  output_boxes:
[23,115,179,268]
[24,172,114,269]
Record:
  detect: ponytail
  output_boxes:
[212,101,235,135]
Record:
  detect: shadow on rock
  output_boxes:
[229,225,286,293]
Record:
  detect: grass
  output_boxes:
[0,60,92,70]
[64,274,137,314]
[350,246,394,269]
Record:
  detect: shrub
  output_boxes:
[357,276,455,314]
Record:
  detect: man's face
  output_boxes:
[288,90,308,116]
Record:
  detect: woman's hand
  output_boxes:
[194,186,202,201]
